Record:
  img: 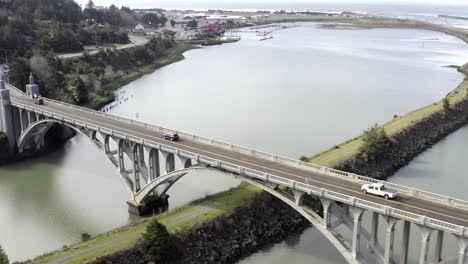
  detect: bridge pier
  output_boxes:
[127,193,169,216]
[0,80,15,153]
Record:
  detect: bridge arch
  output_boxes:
[132,167,357,263]
[17,119,85,152]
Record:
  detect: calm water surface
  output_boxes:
[1,23,468,262]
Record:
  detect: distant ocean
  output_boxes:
[131,2,468,29]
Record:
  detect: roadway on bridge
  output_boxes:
[11,94,468,228]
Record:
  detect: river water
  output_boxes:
[1,23,468,262]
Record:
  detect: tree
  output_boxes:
[360,124,390,162]
[142,218,171,261]
[0,244,8,264]
[142,13,160,26]
[86,0,95,10]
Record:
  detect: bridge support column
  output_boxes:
[417,225,432,264]
[434,230,444,263]
[132,144,141,193]
[458,237,468,264]
[118,140,125,173]
[148,148,160,181]
[350,206,364,259]
[161,151,175,174]
[319,198,334,229]
[371,212,379,246]
[384,216,398,264]
[291,189,304,206]
[400,220,411,264]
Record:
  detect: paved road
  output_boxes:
[10,94,468,229]
[57,35,149,59]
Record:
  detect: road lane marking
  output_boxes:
[14,98,468,225]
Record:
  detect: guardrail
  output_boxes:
[8,85,468,213]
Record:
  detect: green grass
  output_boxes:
[310,77,468,167]
[30,184,262,264]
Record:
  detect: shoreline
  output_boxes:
[21,16,468,263]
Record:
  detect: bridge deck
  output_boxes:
[11,94,468,229]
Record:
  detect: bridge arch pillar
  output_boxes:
[132,143,142,193]
[161,151,175,174]
[384,216,399,264]
[416,224,433,264]
[458,237,468,264]
[147,147,160,181]
[434,230,444,264]
[319,197,334,229]
[117,139,127,173]
[349,206,365,259]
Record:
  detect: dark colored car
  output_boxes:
[163,133,179,141]
[34,98,44,105]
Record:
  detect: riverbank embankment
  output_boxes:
[92,190,314,264]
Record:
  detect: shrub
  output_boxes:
[299,155,308,162]
[81,232,91,242]
[0,245,9,264]
[360,124,390,162]
[142,218,171,261]
[443,97,450,111]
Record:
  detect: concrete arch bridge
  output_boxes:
[0,78,467,263]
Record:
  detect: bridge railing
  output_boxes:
[196,157,468,237]
[9,86,468,212]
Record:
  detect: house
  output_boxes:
[133,24,145,35]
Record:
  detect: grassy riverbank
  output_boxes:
[310,77,468,167]
[29,184,261,264]
[86,42,197,109]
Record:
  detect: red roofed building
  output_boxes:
[198,23,225,37]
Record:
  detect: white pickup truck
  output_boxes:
[361,183,398,200]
